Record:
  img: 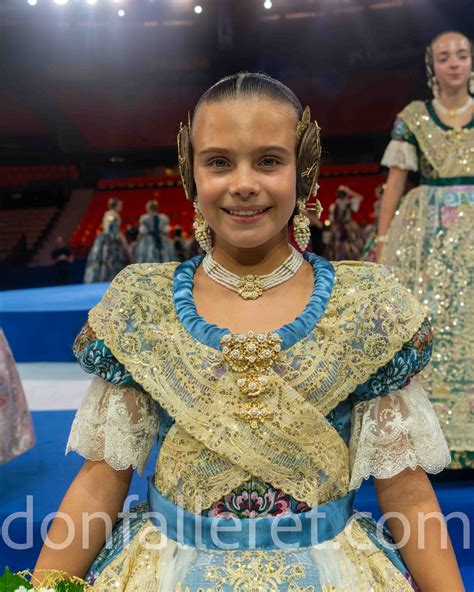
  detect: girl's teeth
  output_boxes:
[227,209,266,216]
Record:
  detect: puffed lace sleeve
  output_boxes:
[381,116,418,171]
[349,379,450,490]
[66,322,159,474]
[349,320,450,489]
[66,376,159,474]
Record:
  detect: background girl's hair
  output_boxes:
[146,199,158,212]
[108,197,120,209]
[192,71,304,123]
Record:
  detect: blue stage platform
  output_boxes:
[0,283,108,362]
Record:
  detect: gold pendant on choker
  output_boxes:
[237,274,264,300]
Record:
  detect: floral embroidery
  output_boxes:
[73,322,135,386]
[203,551,312,591]
[392,117,418,147]
[205,478,310,518]
[352,319,432,404]
[440,205,459,228]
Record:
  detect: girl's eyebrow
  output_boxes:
[436,49,469,58]
[197,145,292,156]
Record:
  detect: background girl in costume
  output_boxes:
[0,328,35,465]
[134,199,176,264]
[325,184,365,260]
[33,73,463,591]
[83,197,130,283]
[377,31,474,470]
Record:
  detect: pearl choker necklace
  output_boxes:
[433,96,473,117]
[202,246,304,300]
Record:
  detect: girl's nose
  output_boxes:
[229,166,261,199]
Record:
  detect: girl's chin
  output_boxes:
[215,234,287,251]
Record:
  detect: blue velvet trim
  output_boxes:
[147,477,355,550]
[173,253,335,351]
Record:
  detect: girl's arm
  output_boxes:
[375,166,408,260]
[375,167,408,261]
[375,467,464,592]
[32,459,133,583]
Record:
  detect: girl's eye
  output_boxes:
[209,158,229,169]
[260,157,280,167]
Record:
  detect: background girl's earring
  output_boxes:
[431,76,440,99]
[293,199,311,252]
[470,72,474,96]
[193,201,212,252]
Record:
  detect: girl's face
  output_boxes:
[192,97,298,251]
[432,33,472,94]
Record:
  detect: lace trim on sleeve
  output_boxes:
[381,140,418,171]
[349,379,450,490]
[66,376,159,474]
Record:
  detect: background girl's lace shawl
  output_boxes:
[399,101,474,177]
[88,261,426,510]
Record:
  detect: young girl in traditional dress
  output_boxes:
[83,198,130,283]
[377,31,474,470]
[33,73,463,591]
[134,200,176,264]
[0,328,35,465]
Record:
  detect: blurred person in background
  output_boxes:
[377,31,474,470]
[0,328,35,465]
[173,226,191,262]
[83,197,130,283]
[134,200,176,263]
[325,185,364,260]
[360,183,384,262]
[51,235,73,285]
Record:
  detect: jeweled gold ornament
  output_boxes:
[293,198,311,251]
[192,201,212,252]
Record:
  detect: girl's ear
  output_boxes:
[177,111,197,201]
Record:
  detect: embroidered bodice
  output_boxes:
[69,255,442,519]
[382,100,474,182]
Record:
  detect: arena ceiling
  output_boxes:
[0,0,472,159]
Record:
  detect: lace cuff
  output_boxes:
[349,379,450,490]
[66,377,159,474]
[381,140,418,171]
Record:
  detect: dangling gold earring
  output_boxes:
[293,199,311,252]
[431,76,440,99]
[469,72,474,96]
[193,201,212,252]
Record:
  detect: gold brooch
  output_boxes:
[221,331,283,430]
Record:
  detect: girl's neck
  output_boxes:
[211,235,293,276]
[438,87,470,109]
